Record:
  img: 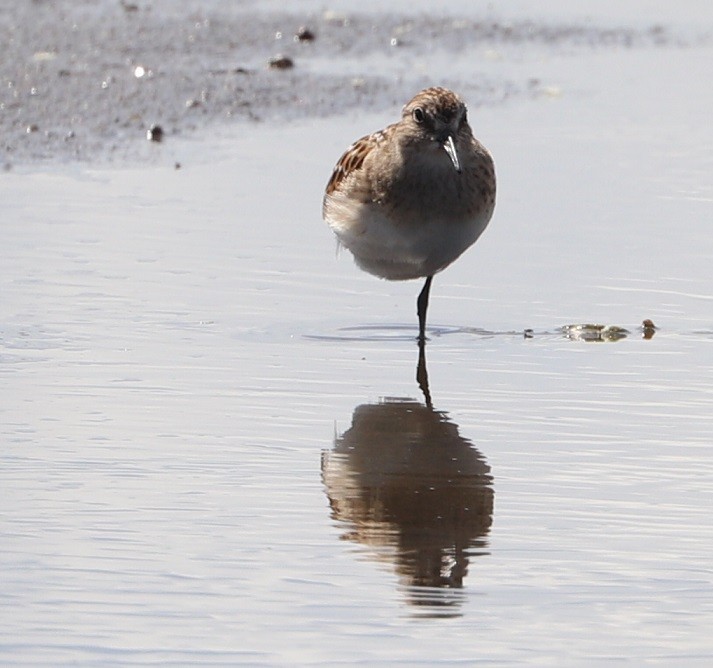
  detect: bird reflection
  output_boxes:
[322,362,494,617]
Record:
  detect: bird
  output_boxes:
[323,86,496,342]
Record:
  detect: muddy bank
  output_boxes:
[0,0,689,166]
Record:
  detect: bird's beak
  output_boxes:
[441,134,461,174]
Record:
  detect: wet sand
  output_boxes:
[0,0,690,166]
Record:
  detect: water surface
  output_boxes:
[2,7,713,665]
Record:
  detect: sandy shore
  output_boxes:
[1,0,685,166]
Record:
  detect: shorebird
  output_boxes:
[323,87,496,342]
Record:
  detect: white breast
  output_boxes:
[324,189,491,281]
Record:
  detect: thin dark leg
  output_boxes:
[417,275,434,342]
[416,337,433,408]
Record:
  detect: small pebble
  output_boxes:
[295,27,315,42]
[268,55,294,70]
[26,124,39,134]
[642,318,657,340]
[147,124,163,142]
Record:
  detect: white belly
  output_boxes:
[324,191,491,281]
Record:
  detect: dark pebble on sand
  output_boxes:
[268,55,294,70]
[147,124,163,142]
[295,27,315,42]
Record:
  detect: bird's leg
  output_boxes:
[417,275,434,342]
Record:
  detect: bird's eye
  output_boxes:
[412,107,425,124]
[460,110,468,126]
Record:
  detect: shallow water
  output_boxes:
[2,9,713,666]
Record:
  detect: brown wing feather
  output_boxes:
[324,130,386,196]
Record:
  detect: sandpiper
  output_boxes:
[323,87,496,341]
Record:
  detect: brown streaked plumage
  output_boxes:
[323,87,496,342]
